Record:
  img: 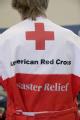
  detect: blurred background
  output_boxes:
[0,0,80,34]
[0,0,80,119]
[0,0,80,26]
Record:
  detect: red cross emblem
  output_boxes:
[25,23,54,50]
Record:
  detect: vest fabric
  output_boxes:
[0,16,80,120]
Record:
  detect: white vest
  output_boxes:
[0,17,80,120]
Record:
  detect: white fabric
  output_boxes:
[0,16,80,80]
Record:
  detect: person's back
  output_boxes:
[0,0,80,120]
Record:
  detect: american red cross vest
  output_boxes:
[0,17,80,120]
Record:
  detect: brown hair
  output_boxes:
[12,0,49,20]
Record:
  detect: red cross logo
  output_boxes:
[25,23,54,50]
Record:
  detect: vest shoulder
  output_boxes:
[45,19,80,46]
[0,18,80,48]
[0,19,31,45]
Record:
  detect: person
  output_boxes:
[0,0,80,120]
